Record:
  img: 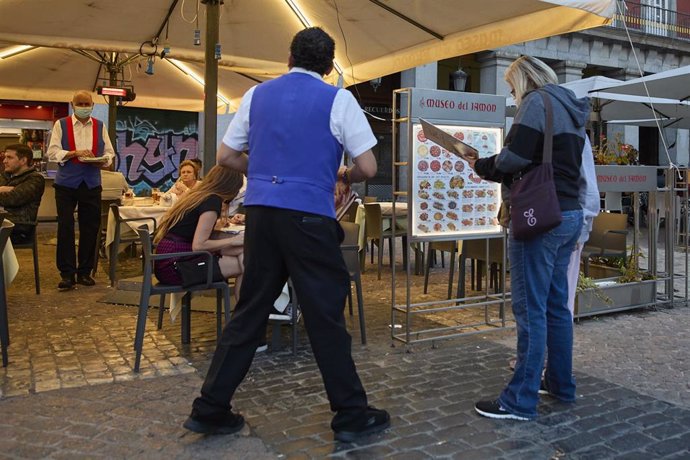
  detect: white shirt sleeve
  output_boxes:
[47,120,69,163]
[101,123,116,167]
[330,89,377,158]
[222,86,256,151]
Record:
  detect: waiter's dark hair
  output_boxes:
[290,27,335,76]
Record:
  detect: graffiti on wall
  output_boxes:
[115,107,199,195]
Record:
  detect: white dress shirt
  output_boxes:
[47,114,116,167]
[222,67,377,158]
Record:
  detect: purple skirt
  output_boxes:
[154,236,192,285]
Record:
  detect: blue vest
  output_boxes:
[245,73,343,218]
[56,117,105,189]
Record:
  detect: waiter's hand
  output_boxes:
[74,149,93,158]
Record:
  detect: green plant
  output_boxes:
[577,273,612,304]
[593,133,639,165]
[618,250,655,284]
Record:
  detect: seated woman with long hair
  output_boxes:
[153,166,245,297]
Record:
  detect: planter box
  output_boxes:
[585,263,621,280]
[575,278,656,318]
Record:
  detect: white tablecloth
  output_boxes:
[3,239,18,287]
[105,204,170,251]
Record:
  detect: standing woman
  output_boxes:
[170,159,202,196]
[468,56,590,420]
[154,165,245,298]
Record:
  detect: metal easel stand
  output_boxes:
[389,88,512,350]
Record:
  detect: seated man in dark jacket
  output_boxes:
[0,144,46,244]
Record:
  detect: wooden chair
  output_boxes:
[11,221,40,294]
[581,212,629,277]
[132,226,232,372]
[0,220,14,366]
[340,221,366,344]
[109,203,157,287]
[363,203,407,280]
[363,196,377,204]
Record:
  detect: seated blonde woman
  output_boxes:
[154,166,245,298]
[170,159,202,196]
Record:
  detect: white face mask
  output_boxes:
[74,106,93,119]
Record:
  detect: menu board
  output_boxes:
[411,123,503,238]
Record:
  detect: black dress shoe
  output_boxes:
[58,277,75,291]
[183,410,245,435]
[332,406,390,442]
[76,274,96,286]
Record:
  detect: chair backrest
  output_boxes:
[430,240,458,253]
[339,200,359,223]
[135,225,155,279]
[363,196,377,204]
[110,203,122,221]
[587,212,628,252]
[339,221,360,276]
[462,237,504,264]
[363,203,383,239]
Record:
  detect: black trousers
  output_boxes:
[193,206,368,419]
[54,183,101,278]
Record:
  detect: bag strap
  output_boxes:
[538,90,554,164]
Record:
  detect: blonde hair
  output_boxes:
[179,159,200,181]
[154,166,244,244]
[505,56,558,105]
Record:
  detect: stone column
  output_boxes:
[476,51,518,96]
[552,61,586,84]
[400,63,438,89]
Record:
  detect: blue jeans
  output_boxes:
[499,210,583,419]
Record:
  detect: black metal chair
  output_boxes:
[11,221,40,294]
[94,198,121,276]
[0,220,14,367]
[132,226,232,372]
[109,203,157,287]
[340,221,366,344]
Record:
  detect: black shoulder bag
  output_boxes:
[509,90,562,240]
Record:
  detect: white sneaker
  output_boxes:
[255,343,268,353]
[269,305,301,322]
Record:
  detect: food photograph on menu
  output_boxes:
[412,123,502,238]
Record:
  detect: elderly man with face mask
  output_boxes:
[47,90,115,291]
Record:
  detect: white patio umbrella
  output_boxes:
[594,65,690,102]
[557,76,690,131]
[0,0,616,110]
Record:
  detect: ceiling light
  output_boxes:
[0,45,36,59]
[167,59,234,108]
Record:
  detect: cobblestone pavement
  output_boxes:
[0,225,688,458]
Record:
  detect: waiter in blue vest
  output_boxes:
[47,90,115,291]
[184,27,390,442]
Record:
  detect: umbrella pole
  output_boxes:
[202,0,221,174]
[107,64,118,169]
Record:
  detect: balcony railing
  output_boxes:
[609,1,690,41]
